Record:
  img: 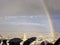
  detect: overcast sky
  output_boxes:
[0,0,60,32]
[0,16,51,33]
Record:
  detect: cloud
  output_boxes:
[0,0,60,16]
[0,0,45,16]
[0,16,50,32]
[45,0,60,15]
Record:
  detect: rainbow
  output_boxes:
[40,0,56,41]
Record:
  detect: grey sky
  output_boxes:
[0,16,50,32]
[0,0,44,16]
[45,0,60,15]
[0,0,60,33]
[0,0,60,16]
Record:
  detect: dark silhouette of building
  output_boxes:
[47,43,53,45]
[2,39,7,45]
[54,38,60,45]
[40,41,53,45]
[23,37,36,45]
[8,38,23,45]
[0,39,1,43]
[40,41,45,45]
